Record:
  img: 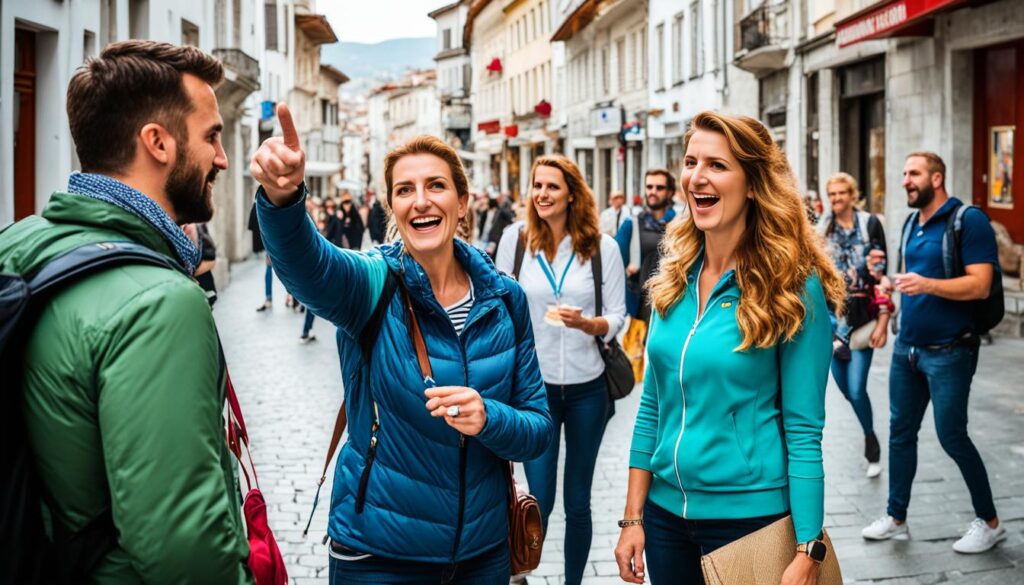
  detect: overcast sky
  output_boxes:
[322,1,446,44]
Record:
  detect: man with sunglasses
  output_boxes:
[616,169,678,324]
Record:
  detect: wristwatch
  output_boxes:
[796,539,827,563]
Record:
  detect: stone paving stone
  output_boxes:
[215,258,1024,584]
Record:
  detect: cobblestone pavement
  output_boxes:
[216,257,1024,584]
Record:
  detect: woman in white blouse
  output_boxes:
[496,155,627,585]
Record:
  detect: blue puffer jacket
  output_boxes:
[256,187,553,562]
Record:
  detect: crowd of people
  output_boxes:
[0,40,1008,585]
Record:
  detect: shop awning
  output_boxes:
[835,0,967,48]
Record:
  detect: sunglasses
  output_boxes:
[646,185,668,191]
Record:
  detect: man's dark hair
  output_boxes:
[67,40,224,174]
[645,168,677,194]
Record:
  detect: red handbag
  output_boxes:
[225,368,289,585]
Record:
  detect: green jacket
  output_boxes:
[630,262,831,543]
[0,192,251,584]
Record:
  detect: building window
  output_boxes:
[601,45,610,96]
[690,1,702,78]
[616,38,626,93]
[181,19,199,47]
[265,2,278,51]
[710,0,720,70]
[655,23,665,89]
[443,28,451,50]
[101,0,118,44]
[672,14,683,84]
[641,28,648,83]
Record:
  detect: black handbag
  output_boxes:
[591,250,636,400]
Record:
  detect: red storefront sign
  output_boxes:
[835,0,965,48]
[504,125,519,138]
[486,58,503,73]
[478,119,501,134]
[534,100,552,117]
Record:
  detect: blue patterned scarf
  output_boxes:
[68,172,200,273]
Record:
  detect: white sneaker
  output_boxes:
[866,463,882,478]
[953,518,1007,553]
[862,515,909,540]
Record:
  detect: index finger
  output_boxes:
[424,385,468,398]
[277,102,300,150]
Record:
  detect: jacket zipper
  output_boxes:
[450,333,472,561]
[671,266,731,518]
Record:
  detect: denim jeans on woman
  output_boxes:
[523,375,608,585]
[328,542,509,584]
[830,347,875,435]
[643,500,788,585]
[887,337,996,522]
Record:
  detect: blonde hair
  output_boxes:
[524,155,601,262]
[825,172,860,201]
[647,111,846,351]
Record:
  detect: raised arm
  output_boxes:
[251,103,386,336]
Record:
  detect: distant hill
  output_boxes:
[321,37,435,94]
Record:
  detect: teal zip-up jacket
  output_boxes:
[629,261,831,543]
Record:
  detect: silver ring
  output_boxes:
[447,405,461,418]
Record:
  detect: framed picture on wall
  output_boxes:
[989,125,1014,209]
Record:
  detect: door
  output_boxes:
[14,29,36,220]
[974,41,1023,243]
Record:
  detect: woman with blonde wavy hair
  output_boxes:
[614,112,845,585]
[496,155,627,585]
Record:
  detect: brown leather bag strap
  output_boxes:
[317,403,348,486]
[394,268,434,381]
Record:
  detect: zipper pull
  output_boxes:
[459,434,465,448]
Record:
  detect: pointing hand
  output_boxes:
[250,102,306,205]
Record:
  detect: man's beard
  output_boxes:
[166,153,216,224]
[648,192,672,210]
[907,183,934,209]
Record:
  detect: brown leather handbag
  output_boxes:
[397,279,545,575]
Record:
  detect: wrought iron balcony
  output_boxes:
[733,3,788,75]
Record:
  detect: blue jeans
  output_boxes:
[264,261,273,300]
[887,337,996,522]
[830,347,875,435]
[523,376,608,585]
[302,309,315,337]
[328,542,509,584]
[643,500,788,585]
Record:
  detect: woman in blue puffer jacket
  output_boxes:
[251,105,554,584]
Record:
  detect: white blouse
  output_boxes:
[496,229,627,385]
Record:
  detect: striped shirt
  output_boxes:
[444,281,474,336]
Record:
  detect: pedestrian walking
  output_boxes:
[478,193,515,259]
[495,155,627,585]
[817,172,892,479]
[614,169,679,380]
[340,193,365,250]
[861,151,1006,553]
[0,40,251,583]
[367,189,388,245]
[599,191,629,237]
[251,122,553,584]
[614,112,846,585]
[250,199,278,311]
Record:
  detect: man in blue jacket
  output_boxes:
[861,152,1004,553]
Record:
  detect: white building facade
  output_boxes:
[430,1,473,154]
[554,0,649,208]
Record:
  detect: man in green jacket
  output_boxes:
[0,41,251,583]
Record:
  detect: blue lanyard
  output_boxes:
[536,251,576,300]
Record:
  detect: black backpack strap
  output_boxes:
[358,268,400,361]
[512,228,526,280]
[591,245,603,318]
[897,211,919,273]
[943,201,972,278]
[27,241,185,295]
